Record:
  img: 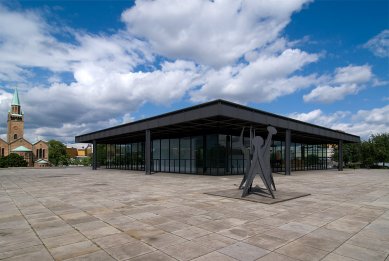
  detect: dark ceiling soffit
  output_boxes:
[75,100,360,143]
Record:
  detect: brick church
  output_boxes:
[0,89,49,167]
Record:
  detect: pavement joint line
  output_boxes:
[3,183,56,261]
[2,176,117,261]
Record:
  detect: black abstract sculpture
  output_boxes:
[239,126,277,198]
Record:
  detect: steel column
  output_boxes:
[338,140,343,171]
[285,129,291,175]
[92,140,97,170]
[145,129,151,174]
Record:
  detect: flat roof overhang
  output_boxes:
[75,100,360,144]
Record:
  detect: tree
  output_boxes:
[48,140,69,166]
[332,143,361,165]
[371,133,389,166]
[0,153,28,168]
[360,140,376,168]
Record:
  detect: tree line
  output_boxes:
[0,140,91,168]
[333,133,389,168]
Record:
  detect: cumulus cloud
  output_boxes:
[303,65,373,103]
[0,6,153,83]
[3,1,382,143]
[289,105,389,139]
[0,1,324,142]
[191,48,319,103]
[122,0,311,67]
[364,30,389,58]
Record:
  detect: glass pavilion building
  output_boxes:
[76,100,360,175]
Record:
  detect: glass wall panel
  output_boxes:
[206,134,218,175]
[103,136,329,174]
[192,136,204,174]
[180,137,191,173]
[160,139,169,172]
[218,135,227,175]
[152,139,161,172]
[170,139,179,173]
[231,135,244,174]
[132,143,138,169]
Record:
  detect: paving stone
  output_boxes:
[321,253,358,261]
[325,218,368,234]
[244,234,289,251]
[191,251,238,261]
[307,227,352,242]
[104,241,155,260]
[93,232,137,249]
[279,222,318,234]
[257,252,299,261]
[161,240,215,261]
[49,241,100,261]
[154,220,191,232]
[172,226,211,240]
[1,168,389,261]
[42,232,87,249]
[263,228,304,241]
[129,251,177,261]
[1,248,54,261]
[0,245,47,260]
[293,234,343,252]
[141,231,187,248]
[218,242,269,261]
[126,226,165,241]
[64,250,115,261]
[334,243,388,261]
[191,233,237,251]
[81,225,121,239]
[217,226,257,240]
[347,232,389,254]
[275,241,329,261]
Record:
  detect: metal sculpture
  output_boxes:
[239,126,277,198]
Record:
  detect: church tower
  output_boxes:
[7,89,24,143]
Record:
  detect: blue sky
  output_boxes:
[0,0,388,143]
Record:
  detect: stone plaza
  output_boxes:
[0,168,389,261]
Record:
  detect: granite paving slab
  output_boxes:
[205,188,310,204]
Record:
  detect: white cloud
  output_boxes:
[303,65,373,103]
[289,105,389,139]
[334,65,372,84]
[122,0,312,67]
[191,48,319,103]
[303,84,359,103]
[364,30,389,58]
[5,1,382,144]
[0,6,153,83]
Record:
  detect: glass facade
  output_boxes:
[105,143,145,170]
[100,134,329,175]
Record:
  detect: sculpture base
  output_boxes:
[205,187,310,204]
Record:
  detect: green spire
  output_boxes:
[11,88,20,106]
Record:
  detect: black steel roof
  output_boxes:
[75,99,360,144]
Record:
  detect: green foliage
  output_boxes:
[69,157,91,166]
[306,154,319,166]
[48,140,69,166]
[370,133,389,166]
[333,133,389,168]
[0,153,28,168]
[97,144,107,165]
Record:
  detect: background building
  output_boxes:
[1,89,49,167]
[76,100,360,175]
[66,143,92,159]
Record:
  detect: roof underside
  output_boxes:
[76,100,360,145]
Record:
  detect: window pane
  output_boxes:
[170,139,179,172]
[180,137,191,173]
